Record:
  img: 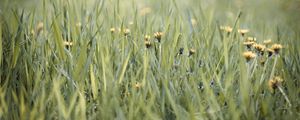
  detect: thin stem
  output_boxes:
[278,86,292,107]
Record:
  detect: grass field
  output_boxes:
[0,0,300,119]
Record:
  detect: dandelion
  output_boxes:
[64,41,73,49]
[123,28,130,36]
[238,29,249,36]
[271,44,283,55]
[243,51,256,62]
[110,28,116,33]
[144,35,151,41]
[154,32,163,42]
[267,48,274,57]
[263,39,272,45]
[188,48,196,57]
[243,41,255,50]
[144,41,152,48]
[245,37,257,42]
[220,26,232,34]
[253,44,266,55]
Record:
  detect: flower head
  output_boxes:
[154,32,163,42]
[36,22,44,35]
[238,29,249,36]
[243,41,255,50]
[188,48,196,57]
[123,29,130,36]
[110,28,116,33]
[220,26,233,34]
[271,44,283,55]
[133,82,142,89]
[243,51,256,62]
[268,76,284,93]
[267,48,275,57]
[253,44,266,55]
[245,37,257,42]
[263,39,272,45]
[144,35,151,41]
[144,40,152,48]
[64,41,73,49]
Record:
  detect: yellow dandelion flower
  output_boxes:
[144,35,151,41]
[268,76,283,93]
[245,37,257,42]
[220,26,233,33]
[238,29,249,36]
[188,48,196,57]
[144,41,152,48]
[271,44,283,54]
[154,32,163,42]
[243,51,256,62]
[110,28,116,33]
[253,44,266,55]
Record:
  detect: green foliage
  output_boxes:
[0,0,299,119]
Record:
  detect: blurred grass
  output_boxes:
[0,0,300,119]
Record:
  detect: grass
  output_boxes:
[0,0,300,119]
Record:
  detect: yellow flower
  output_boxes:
[144,35,151,41]
[245,37,257,42]
[154,32,163,42]
[123,28,130,36]
[238,29,249,36]
[110,28,116,33]
[144,41,152,48]
[188,48,196,57]
[271,44,283,54]
[243,51,256,62]
[64,41,73,49]
[133,82,142,89]
[253,44,266,55]
[220,26,233,33]
[268,76,283,93]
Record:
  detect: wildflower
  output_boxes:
[238,29,249,36]
[243,51,256,62]
[188,48,196,57]
[243,41,255,50]
[267,48,274,57]
[263,39,272,45]
[271,44,283,55]
[220,26,232,34]
[123,28,130,36]
[154,32,163,42]
[133,82,142,89]
[268,76,283,93]
[144,40,152,48]
[245,37,257,42]
[36,22,44,35]
[64,41,73,49]
[110,28,116,33]
[253,44,266,55]
[144,35,151,41]
[259,57,267,66]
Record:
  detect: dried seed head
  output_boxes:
[238,29,249,36]
[243,51,256,62]
[154,32,163,42]
[271,44,283,55]
[268,76,283,93]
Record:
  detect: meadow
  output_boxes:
[0,0,299,119]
